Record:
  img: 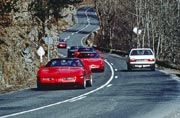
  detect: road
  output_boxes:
[58,6,99,57]
[0,6,180,118]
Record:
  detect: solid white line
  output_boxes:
[0,60,114,118]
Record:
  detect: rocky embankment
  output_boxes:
[0,4,77,93]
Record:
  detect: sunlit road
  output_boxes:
[0,6,180,118]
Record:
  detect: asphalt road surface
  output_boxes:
[0,6,180,118]
[58,6,99,57]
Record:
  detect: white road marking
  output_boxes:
[107,84,112,88]
[0,60,114,118]
[68,96,87,102]
[115,76,118,79]
[74,7,91,35]
[115,69,118,71]
[111,63,114,65]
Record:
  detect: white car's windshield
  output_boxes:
[130,50,153,56]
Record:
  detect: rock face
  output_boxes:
[0,1,77,93]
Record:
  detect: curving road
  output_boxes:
[58,6,99,57]
[0,6,180,118]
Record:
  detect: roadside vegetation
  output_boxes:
[94,0,180,69]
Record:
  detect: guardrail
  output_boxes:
[93,46,128,57]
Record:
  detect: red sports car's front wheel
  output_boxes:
[87,74,93,87]
[37,80,46,90]
[79,76,86,89]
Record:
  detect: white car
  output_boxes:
[127,48,156,71]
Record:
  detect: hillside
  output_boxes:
[0,0,85,93]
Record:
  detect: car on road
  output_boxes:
[67,46,84,57]
[127,48,156,71]
[37,58,92,89]
[57,39,67,48]
[74,47,99,57]
[76,52,105,72]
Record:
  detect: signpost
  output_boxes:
[37,46,45,63]
[133,27,142,35]
[45,36,53,61]
[133,27,142,48]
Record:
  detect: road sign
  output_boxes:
[45,36,53,45]
[133,27,142,35]
[44,36,53,61]
[37,46,45,63]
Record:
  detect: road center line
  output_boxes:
[0,60,114,118]
[68,96,87,102]
[64,7,91,41]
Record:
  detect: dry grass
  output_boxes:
[76,0,94,7]
[0,25,39,93]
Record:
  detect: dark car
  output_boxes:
[57,39,67,48]
[74,47,99,57]
[67,46,84,57]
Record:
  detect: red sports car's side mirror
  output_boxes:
[96,50,100,53]
[74,52,80,57]
[40,65,45,68]
[101,56,104,59]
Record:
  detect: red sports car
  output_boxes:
[37,58,92,89]
[57,39,67,48]
[76,52,105,72]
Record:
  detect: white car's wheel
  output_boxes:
[151,64,155,71]
[127,64,132,71]
[37,81,46,90]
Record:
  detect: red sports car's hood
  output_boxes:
[38,67,84,77]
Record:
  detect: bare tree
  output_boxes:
[95,0,180,65]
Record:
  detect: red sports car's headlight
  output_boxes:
[64,77,76,80]
[80,75,84,79]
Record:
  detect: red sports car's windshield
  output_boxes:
[78,52,100,58]
[46,59,83,67]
